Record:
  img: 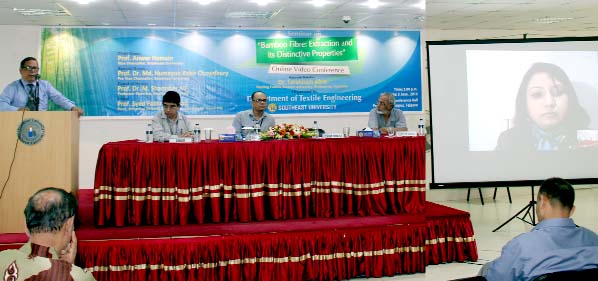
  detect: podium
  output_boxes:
[0,111,79,233]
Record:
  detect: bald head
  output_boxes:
[24,187,77,234]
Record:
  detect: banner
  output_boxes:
[41,28,422,116]
[256,37,358,63]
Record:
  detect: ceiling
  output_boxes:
[1,0,597,32]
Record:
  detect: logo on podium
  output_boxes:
[17,118,45,145]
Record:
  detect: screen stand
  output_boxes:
[492,186,536,232]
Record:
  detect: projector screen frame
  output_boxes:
[426,36,598,189]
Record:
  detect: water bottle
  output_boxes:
[145,123,153,143]
[252,123,261,141]
[193,123,201,142]
[312,121,319,138]
[418,118,425,136]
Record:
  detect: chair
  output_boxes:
[532,267,598,281]
[466,187,512,205]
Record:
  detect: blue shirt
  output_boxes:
[232,109,276,136]
[480,218,598,281]
[367,108,406,129]
[0,79,76,111]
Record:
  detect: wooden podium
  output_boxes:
[0,111,79,233]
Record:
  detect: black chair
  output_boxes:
[466,187,512,205]
[532,267,598,281]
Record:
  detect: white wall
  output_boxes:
[0,26,42,88]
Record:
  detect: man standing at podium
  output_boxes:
[0,57,84,116]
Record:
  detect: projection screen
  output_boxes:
[427,37,598,188]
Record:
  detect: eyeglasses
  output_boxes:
[163,104,178,110]
[253,99,267,103]
[22,66,39,71]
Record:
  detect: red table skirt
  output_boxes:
[94,137,426,226]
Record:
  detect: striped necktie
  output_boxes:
[25,83,38,111]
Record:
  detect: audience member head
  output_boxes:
[24,187,77,251]
[162,91,181,120]
[162,90,181,106]
[251,91,267,113]
[513,62,589,132]
[536,177,575,221]
[376,92,395,115]
[19,57,39,83]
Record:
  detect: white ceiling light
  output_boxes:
[362,0,384,9]
[13,3,71,16]
[307,0,331,8]
[412,1,425,10]
[250,0,276,6]
[133,0,159,5]
[70,0,96,4]
[226,11,276,19]
[193,0,219,5]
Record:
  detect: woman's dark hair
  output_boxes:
[512,62,589,130]
[162,91,181,106]
[24,187,77,234]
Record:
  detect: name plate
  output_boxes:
[356,130,380,138]
[168,137,193,143]
[219,134,238,142]
[322,133,344,138]
[395,131,418,137]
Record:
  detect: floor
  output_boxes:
[355,185,598,281]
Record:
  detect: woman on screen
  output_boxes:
[496,62,590,151]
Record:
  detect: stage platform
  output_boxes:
[0,190,477,280]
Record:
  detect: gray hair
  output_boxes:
[380,92,395,105]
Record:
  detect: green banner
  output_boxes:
[256,37,358,63]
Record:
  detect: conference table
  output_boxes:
[94,137,426,226]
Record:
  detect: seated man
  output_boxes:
[232,91,275,137]
[367,92,407,134]
[152,91,192,141]
[0,187,95,280]
[479,177,598,281]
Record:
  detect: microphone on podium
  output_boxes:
[34,74,41,80]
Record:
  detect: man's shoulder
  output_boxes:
[392,108,405,117]
[35,80,56,89]
[2,79,20,89]
[236,109,251,117]
[577,226,598,243]
[0,248,24,261]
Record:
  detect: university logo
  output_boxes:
[17,118,45,145]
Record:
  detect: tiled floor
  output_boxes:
[356,185,598,280]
